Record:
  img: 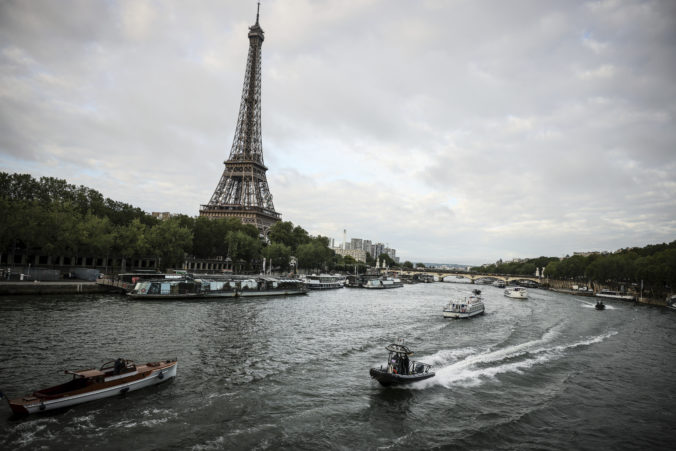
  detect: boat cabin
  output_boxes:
[384,344,430,375]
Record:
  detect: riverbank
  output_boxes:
[0,281,118,295]
[549,287,666,307]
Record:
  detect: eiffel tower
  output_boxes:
[200,4,281,234]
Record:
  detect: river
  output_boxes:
[1,283,674,450]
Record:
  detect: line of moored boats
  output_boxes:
[125,273,404,299]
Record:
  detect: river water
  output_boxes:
[1,283,674,450]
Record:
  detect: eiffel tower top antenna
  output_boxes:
[256,2,260,25]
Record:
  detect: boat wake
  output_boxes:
[580,301,617,310]
[413,330,618,389]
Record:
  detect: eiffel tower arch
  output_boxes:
[200,4,281,236]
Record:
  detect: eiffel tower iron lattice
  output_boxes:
[200,4,281,234]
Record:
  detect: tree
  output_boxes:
[112,219,149,271]
[378,253,396,267]
[146,217,193,270]
[296,239,334,272]
[226,230,262,272]
[263,242,292,271]
[269,221,295,248]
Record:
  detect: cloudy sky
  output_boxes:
[1,0,675,264]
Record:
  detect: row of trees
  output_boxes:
[543,245,676,291]
[474,257,560,278]
[0,173,344,273]
[471,243,676,295]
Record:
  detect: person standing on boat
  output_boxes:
[402,354,410,375]
[114,358,124,374]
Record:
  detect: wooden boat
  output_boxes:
[2,358,177,415]
[369,344,435,387]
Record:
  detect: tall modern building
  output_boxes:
[200,5,280,235]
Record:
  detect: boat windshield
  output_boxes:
[385,343,413,355]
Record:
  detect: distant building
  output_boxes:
[328,235,398,264]
[573,251,600,257]
[152,212,172,220]
[333,248,366,262]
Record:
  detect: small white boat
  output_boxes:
[504,287,528,299]
[443,289,485,318]
[3,358,177,415]
[492,280,506,288]
[594,289,634,301]
[666,295,676,311]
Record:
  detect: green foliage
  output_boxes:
[474,256,559,277]
[146,217,193,269]
[402,261,414,269]
[296,237,335,272]
[0,172,339,274]
[378,253,396,267]
[343,255,357,265]
[415,262,426,268]
[226,230,262,271]
[473,245,676,296]
[268,221,312,252]
[263,242,292,271]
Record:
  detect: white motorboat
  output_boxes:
[443,289,485,318]
[594,289,634,301]
[3,358,177,415]
[666,294,676,311]
[504,287,528,299]
[492,280,506,288]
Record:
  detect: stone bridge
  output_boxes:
[394,270,543,284]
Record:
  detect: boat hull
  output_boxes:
[594,293,634,301]
[443,308,485,319]
[8,361,177,415]
[129,289,306,299]
[127,293,206,300]
[237,289,308,297]
[306,284,344,290]
[363,284,404,289]
[369,368,435,387]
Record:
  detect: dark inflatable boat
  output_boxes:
[369,343,435,387]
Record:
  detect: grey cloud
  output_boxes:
[1,0,674,263]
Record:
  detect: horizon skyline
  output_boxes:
[1,1,675,265]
